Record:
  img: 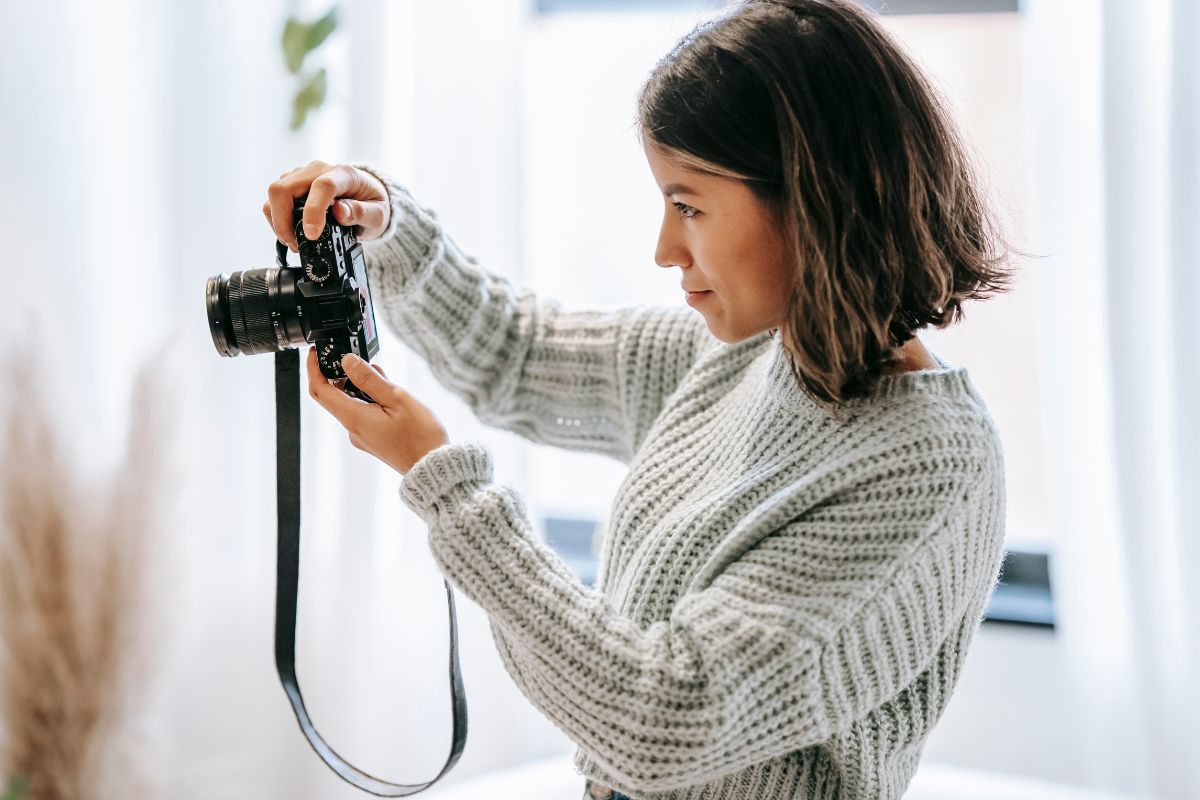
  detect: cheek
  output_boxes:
[697,215,789,299]
[731,246,790,315]
[747,226,792,292]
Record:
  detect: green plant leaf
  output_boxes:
[305,7,339,55]
[290,68,328,131]
[281,18,308,75]
[281,5,338,75]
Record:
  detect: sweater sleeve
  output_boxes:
[348,162,713,464]
[397,437,1005,796]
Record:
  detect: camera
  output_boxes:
[206,196,381,401]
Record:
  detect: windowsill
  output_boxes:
[982,547,1055,629]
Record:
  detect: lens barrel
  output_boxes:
[207,268,304,357]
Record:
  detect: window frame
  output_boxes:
[534,0,1020,16]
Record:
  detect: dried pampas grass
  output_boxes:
[0,318,183,799]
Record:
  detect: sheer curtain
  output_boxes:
[0,0,556,796]
[1023,0,1200,798]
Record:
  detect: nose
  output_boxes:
[654,213,691,270]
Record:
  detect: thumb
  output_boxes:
[334,198,388,239]
[341,353,392,402]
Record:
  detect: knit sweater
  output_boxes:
[351,163,1009,800]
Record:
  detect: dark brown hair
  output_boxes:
[635,0,1032,419]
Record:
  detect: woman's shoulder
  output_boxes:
[817,353,1004,478]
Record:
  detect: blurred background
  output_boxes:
[0,0,1196,798]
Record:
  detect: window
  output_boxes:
[519,2,1052,621]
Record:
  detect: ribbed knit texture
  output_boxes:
[352,163,1008,800]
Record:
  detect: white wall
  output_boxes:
[0,1,1121,797]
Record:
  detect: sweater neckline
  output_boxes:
[762,335,976,414]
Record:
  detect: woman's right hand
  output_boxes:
[263,161,391,252]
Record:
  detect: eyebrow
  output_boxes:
[662,182,701,197]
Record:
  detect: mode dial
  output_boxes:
[305,259,332,282]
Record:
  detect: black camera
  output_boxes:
[206,197,381,401]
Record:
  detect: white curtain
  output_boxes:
[0,0,560,796]
[1023,1,1200,798]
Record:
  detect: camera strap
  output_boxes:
[274,347,468,795]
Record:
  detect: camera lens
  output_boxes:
[206,268,305,357]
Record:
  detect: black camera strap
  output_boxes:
[274,347,468,795]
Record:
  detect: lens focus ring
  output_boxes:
[227,269,278,355]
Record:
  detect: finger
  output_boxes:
[331,199,356,227]
[302,165,360,242]
[306,347,368,428]
[268,171,316,251]
[332,197,389,238]
[371,362,388,379]
[263,200,283,247]
[340,353,395,405]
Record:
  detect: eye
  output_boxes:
[673,201,698,219]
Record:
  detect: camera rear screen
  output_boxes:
[352,248,379,348]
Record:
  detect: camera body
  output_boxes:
[207,197,381,401]
[286,198,381,381]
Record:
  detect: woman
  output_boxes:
[263,1,1023,798]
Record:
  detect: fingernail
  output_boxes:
[304,223,319,239]
[341,353,360,367]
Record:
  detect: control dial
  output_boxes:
[305,256,332,282]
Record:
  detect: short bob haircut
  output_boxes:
[635,0,1029,419]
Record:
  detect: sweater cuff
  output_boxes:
[349,162,444,295]
[399,441,494,525]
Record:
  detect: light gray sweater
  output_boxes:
[352,163,1008,800]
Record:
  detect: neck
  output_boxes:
[886,337,938,375]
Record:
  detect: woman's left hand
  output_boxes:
[306,347,450,475]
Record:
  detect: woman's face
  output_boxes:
[642,139,794,343]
